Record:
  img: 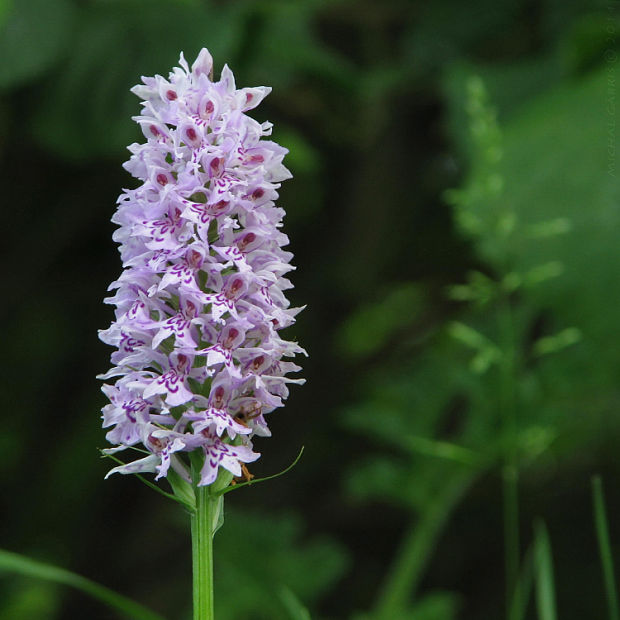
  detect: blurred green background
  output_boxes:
[1,0,619,618]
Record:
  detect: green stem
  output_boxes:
[508,543,534,620]
[503,463,520,615]
[498,296,520,620]
[592,476,620,620]
[191,485,216,620]
[373,472,475,618]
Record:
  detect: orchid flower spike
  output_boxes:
[98,48,305,488]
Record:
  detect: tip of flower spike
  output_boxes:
[191,48,214,79]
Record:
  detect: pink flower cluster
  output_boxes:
[98,49,304,487]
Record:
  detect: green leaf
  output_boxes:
[278,586,312,620]
[167,467,196,512]
[0,549,165,620]
[447,321,492,350]
[214,510,348,620]
[522,262,565,287]
[447,270,497,304]
[447,321,501,373]
[517,426,557,463]
[337,283,427,359]
[533,327,582,357]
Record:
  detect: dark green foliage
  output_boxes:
[214,510,349,620]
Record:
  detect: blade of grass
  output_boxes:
[373,470,476,618]
[533,520,557,620]
[592,476,620,620]
[0,549,165,620]
[508,543,534,620]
